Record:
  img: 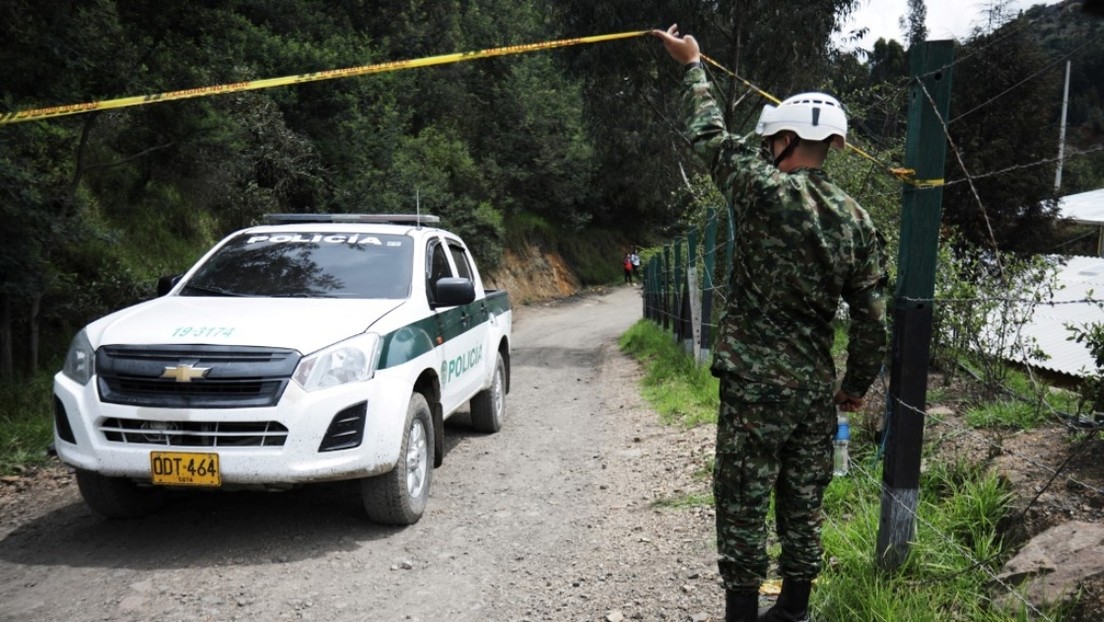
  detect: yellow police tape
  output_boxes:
[701,55,944,189]
[0,30,650,126]
[3,28,933,189]
[701,54,782,105]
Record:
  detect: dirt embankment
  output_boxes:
[484,243,582,305]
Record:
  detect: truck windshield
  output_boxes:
[181,231,414,299]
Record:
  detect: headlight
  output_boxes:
[62,330,95,385]
[293,333,381,392]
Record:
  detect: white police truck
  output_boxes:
[53,214,511,525]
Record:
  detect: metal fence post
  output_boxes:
[674,238,684,341]
[877,39,955,573]
[662,245,672,331]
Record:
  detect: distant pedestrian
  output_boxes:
[623,253,634,285]
[630,249,642,283]
[654,24,888,622]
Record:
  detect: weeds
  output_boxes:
[652,492,714,509]
[965,399,1047,429]
[0,374,56,475]
[619,320,718,427]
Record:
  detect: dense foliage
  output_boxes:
[1,0,1103,381]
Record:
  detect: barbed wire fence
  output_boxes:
[641,31,1104,621]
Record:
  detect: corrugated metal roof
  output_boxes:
[1058,187,1104,225]
[999,256,1104,377]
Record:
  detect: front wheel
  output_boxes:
[361,393,434,525]
[75,470,167,518]
[470,352,506,433]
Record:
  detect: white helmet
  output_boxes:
[755,92,847,149]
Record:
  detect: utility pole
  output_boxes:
[876,39,954,573]
[1055,60,1071,193]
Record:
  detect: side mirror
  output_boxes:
[157,275,181,297]
[434,277,475,307]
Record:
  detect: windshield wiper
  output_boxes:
[180,283,248,297]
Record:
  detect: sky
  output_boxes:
[837,0,1065,50]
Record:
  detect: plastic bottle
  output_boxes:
[833,412,850,476]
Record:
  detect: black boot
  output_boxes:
[726,587,760,622]
[757,579,811,622]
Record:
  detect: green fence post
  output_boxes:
[648,255,659,323]
[674,238,683,341]
[662,245,672,331]
[877,39,955,573]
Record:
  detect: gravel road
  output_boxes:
[0,286,722,622]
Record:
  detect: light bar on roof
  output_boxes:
[262,213,441,226]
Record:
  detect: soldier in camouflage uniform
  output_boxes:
[653,25,887,622]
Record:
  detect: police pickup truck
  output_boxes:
[53,214,511,525]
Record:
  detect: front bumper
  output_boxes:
[52,369,413,485]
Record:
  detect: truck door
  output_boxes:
[427,239,486,414]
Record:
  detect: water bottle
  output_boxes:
[833,412,850,476]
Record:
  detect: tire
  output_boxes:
[75,469,167,519]
[361,393,434,525]
[470,352,506,434]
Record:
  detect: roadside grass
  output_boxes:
[620,319,1062,621]
[619,320,718,428]
[0,373,56,475]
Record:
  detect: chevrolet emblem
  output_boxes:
[161,362,211,383]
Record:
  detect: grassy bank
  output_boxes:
[618,320,719,427]
[0,374,55,475]
[618,318,1059,621]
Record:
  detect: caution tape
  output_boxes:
[701,55,942,189]
[5,28,939,191]
[0,30,650,126]
[701,54,781,105]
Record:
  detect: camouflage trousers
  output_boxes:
[714,373,835,589]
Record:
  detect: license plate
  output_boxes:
[150,451,221,487]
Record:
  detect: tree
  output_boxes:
[548,0,862,231]
[831,37,910,147]
[900,0,928,48]
[942,19,1063,253]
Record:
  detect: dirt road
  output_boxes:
[0,286,721,622]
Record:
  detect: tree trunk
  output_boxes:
[68,112,100,206]
[0,294,13,380]
[29,291,41,374]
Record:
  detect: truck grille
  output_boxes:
[97,345,300,408]
[101,418,289,447]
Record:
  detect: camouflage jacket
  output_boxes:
[682,66,887,396]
